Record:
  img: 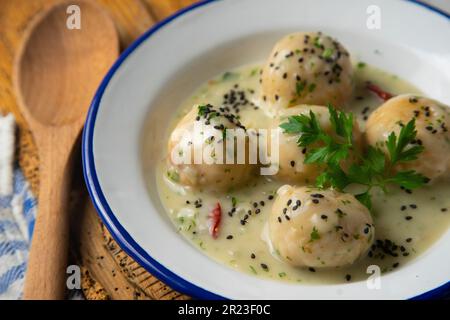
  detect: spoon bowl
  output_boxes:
[16,1,117,127]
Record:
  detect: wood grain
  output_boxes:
[14,0,119,299]
[0,0,197,300]
[144,0,198,21]
[74,198,189,300]
[0,0,56,196]
[96,0,156,48]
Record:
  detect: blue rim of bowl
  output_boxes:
[82,0,450,300]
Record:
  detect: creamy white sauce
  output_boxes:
[154,63,450,284]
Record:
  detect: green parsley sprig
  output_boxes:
[279,105,429,210]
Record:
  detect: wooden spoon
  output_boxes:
[13,0,118,299]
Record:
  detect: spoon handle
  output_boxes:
[23,132,75,300]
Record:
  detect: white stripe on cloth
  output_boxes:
[1,276,25,300]
[0,114,15,196]
[0,114,37,300]
[11,194,31,242]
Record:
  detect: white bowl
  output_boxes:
[82,0,450,299]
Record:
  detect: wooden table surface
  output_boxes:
[0,0,198,300]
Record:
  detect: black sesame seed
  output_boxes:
[277,217,282,223]
[261,263,269,271]
[308,267,316,272]
[393,262,399,268]
[312,199,319,204]
[321,214,328,220]
[226,235,233,240]
[251,253,256,259]
[405,216,413,221]
[253,202,258,208]
[410,204,417,209]
[406,238,413,242]
[290,160,295,167]
[441,208,448,212]
[283,208,287,214]
[268,195,274,200]
[255,208,261,214]
[311,193,324,198]
[345,274,351,281]
[260,201,265,206]
[364,227,369,234]
[401,205,407,211]
[285,215,291,221]
[287,199,292,206]
[282,72,287,79]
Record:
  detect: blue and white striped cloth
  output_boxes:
[0,114,37,300]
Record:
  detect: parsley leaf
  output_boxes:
[221,71,239,81]
[279,112,322,146]
[387,170,429,189]
[328,104,353,144]
[231,196,237,207]
[279,105,429,210]
[198,105,208,116]
[296,81,307,95]
[322,48,334,59]
[310,226,321,242]
[365,146,386,174]
[355,192,372,210]
[386,119,424,165]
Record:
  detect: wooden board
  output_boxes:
[0,0,197,300]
